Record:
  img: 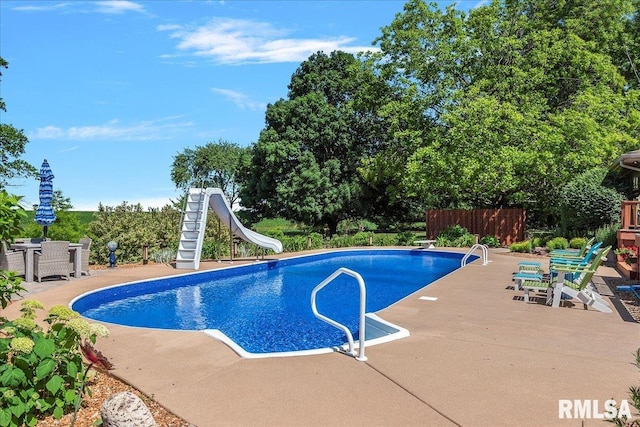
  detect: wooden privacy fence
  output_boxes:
[425,208,526,246]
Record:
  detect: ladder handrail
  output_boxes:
[461,244,489,267]
[310,267,367,361]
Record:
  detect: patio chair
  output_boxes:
[549,237,595,257]
[549,241,602,265]
[519,246,611,312]
[34,241,70,282]
[552,265,612,313]
[0,241,25,276]
[72,237,92,276]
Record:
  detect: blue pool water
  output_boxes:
[73,249,470,354]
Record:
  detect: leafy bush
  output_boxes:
[546,237,569,251]
[509,240,532,253]
[372,234,399,246]
[480,235,500,247]
[88,203,182,264]
[149,248,176,264]
[0,301,110,426]
[0,191,27,309]
[336,219,378,235]
[594,222,618,248]
[557,168,624,234]
[436,225,475,247]
[395,231,416,246]
[531,237,545,248]
[568,237,587,249]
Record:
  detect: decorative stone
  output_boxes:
[101,391,158,427]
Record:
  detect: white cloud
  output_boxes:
[211,88,266,111]
[159,18,378,65]
[11,2,71,12]
[29,116,194,141]
[11,1,145,14]
[94,1,145,14]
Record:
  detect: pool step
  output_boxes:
[363,314,410,342]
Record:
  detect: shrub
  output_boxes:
[509,240,532,253]
[531,237,545,248]
[0,191,28,309]
[0,301,110,426]
[557,168,624,234]
[372,234,398,246]
[437,225,475,247]
[395,231,416,246]
[568,237,587,249]
[150,248,176,264]
[88,203,182,265]
[594,222,618,248]
[480,235,500,247]
[546,237,569,251]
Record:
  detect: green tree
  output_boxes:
[22,190,85,241]
[558,168,624,234]
[0,57,38,188]
[241,51,387,235]
[361,0,640,225]
[170,139,248,206]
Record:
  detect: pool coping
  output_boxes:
[71,248,453,359]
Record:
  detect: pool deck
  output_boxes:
[4,248,639,426]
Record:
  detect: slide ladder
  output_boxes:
[176,188,209,270]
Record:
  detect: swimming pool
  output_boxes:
[72,249,472,356]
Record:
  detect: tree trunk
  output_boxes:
[327,220,338,237]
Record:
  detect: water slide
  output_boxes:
[206,188,283,253]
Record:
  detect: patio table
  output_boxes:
[10,242,82,282]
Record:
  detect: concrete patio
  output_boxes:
[4,248,639,426]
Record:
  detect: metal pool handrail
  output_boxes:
[461,244,489,267]
[310,267,367,362]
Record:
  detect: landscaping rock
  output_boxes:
[101,391,158,427]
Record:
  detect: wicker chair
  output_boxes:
[70,237,92,277]
[1,241,26,276]
[34,241,70,282]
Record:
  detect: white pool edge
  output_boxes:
[203,312,411,359]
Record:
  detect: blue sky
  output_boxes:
[2,0,474,211]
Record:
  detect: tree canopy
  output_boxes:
[0,57,38,188]
[359,0,640,224]
[170,139,249,206]
[240,51,388,235]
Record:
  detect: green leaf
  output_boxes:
[25,413,38,426]
[64,388,78,404]
[9,400,24,418]
[33,337,55,359]
[0,408,12,427]
[66,360,78,378]
[45,375,64,395]
[35,358,56,379]
[52,405,63,420]
[0,366,26,387]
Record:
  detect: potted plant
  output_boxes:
[615,245,638,265]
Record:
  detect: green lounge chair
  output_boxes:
[520,247,611,312]
[549,237,595,257]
